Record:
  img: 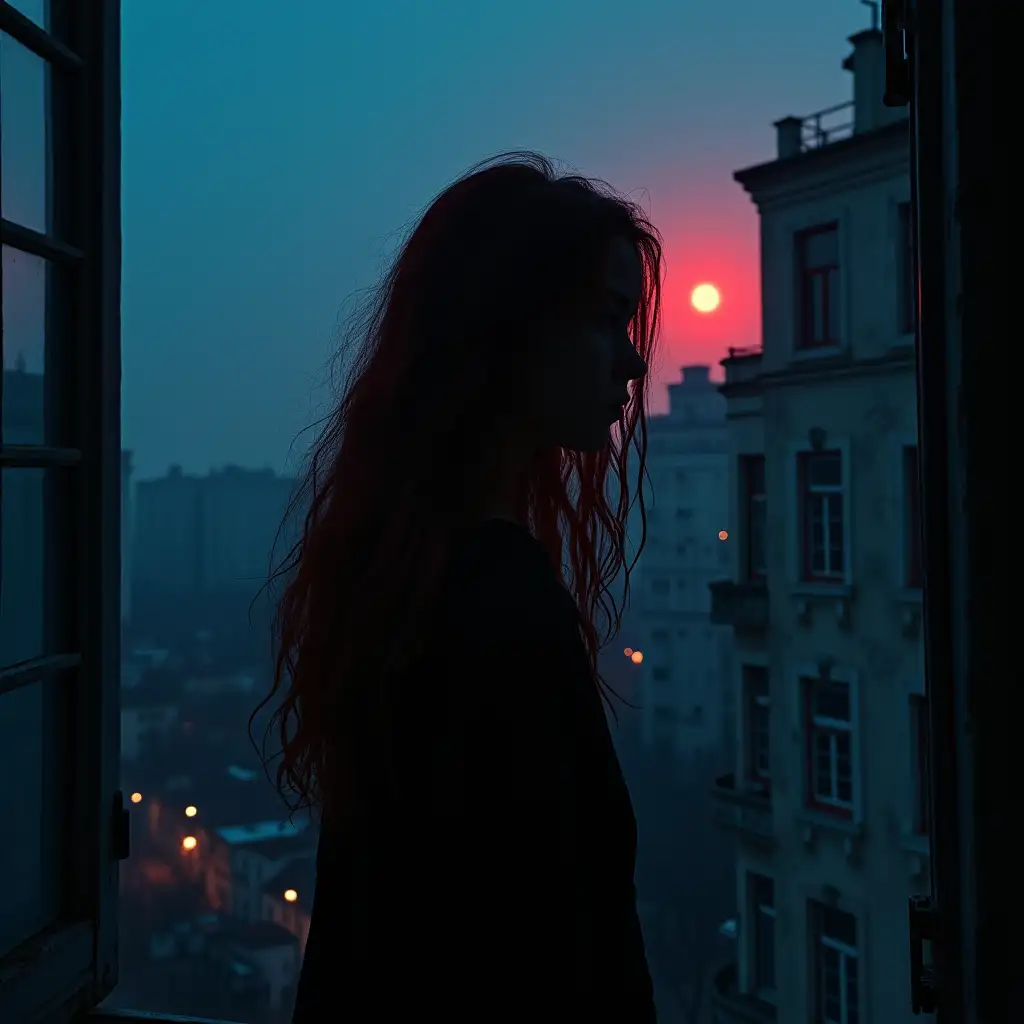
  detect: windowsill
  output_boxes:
[89,1011,249,1024]
[792,581,852,599]
[889,330,915,348]
[790,344,846,363]
[899,830,930,856]
[797,807,865,862]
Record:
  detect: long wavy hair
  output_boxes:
[253,152,663,816]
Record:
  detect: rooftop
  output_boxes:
[215,817,310,847]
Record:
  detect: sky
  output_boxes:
[6,0,866,478]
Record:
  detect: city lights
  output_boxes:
[624,647,633,657]
[284,889,298,903]
[185,805,197,817]
[631,651,644,664]
[718,530,729,540]
[181,836,198,852]
[130,792,143,804]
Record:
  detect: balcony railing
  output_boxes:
[710,962,777,1024]
[709,580,769,632]
[722,347,763,388]
[710,773,774,847]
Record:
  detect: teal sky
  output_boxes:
[7,1,871,477]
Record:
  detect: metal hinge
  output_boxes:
[908,894,938,1014]
[112,789,131,861]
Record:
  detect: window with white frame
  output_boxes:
[749,873,776,997]
[743,665,770,790]
[812,903,859,1024]
[799,450,845,580]
[804,675,854,817]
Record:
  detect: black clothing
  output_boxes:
[292,519,656,1021]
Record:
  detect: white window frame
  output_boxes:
[815,909,860,1024]
[793,663,862,823]
[0,3,123,1021]
[889,192,916,346]
[786,438,853,589]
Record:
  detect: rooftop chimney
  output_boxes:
[843,29,904,134]
[680,365,711,387]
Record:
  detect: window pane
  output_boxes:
[0,673,67,954]
[808,453,842,488]
[800,226,838,269]
[0,33,53,236]
[4,0,51,30]
[1,245,68,446]
[0,467,65,667]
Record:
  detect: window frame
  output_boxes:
[897,200,916,337]
[795,221,842,350]
[0,2,122,1021]
[797,448,846,583]
[742,664,771,789]
[903,444,923,589]
[797,664,861,823]
[811,902,860,1024]
[740,453,766,581]
[747,872,776,1001]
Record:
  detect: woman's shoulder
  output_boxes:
[444,519,578,629]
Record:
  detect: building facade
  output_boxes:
[131,463,297,613]
[708,30,926,1024]
[632,365,734,756]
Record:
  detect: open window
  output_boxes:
[0,1,122,1020]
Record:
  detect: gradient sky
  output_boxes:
[9,1,869,477]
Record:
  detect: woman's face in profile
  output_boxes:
[530,235,648,454]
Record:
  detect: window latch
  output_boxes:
[908,894,938,1014]
[112,790,131,861]
[882,0,912,107]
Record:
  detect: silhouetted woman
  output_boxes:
[258,152,662,1021]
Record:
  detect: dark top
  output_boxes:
[292,519,656,1022]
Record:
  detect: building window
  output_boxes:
[812,903,860,1024]
[744,666,770,789]
[911,694,931,834]
[898,202,916,334]
[804,675,854,818]
[741,455,766,580]
[799,450,845,581]
[904,445,922,587]
[796,223,841,348]
[749,874,776,997]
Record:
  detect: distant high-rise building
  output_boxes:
[629,364,734,756]
[131,464,298,617]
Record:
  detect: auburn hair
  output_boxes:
[253,151,663,815]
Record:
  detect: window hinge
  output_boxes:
[112,790,131,861]
[908,894,938,1014]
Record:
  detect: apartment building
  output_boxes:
[631,365,734,756]
[707,29,927,1024]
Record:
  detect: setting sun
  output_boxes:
[690,282,721,314]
